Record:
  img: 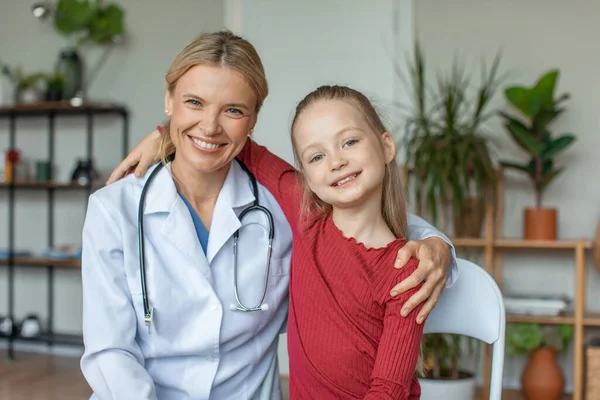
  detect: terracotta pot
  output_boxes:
[454,198,485,238]
[521,347,565,400]
[524,208,557,240]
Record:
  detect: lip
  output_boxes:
[330,172,361,187]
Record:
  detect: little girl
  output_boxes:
[235,85,424,399]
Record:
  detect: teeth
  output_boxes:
[191,137,221,149]
[335,174,357,186]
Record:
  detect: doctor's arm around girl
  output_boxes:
[236,85,427,399]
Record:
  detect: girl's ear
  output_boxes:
[380,131,397,164]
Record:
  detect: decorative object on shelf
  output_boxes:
[32,0,127,103]
[499,69,577,241]
[19,314,43,338]
[585,337,600,400]
[503,293,569,317]
[7,67,46,104]
[506,323,574,400]
[70,158,99,185]
[0,315,17,337]
[43,72,65,102]
[0,61,13,106]
[4,148,21,183]
[593,220,600,273]
[54,48,83,100]
[400,42,503,237]
[35,160,52,181]
[42,244,81,260]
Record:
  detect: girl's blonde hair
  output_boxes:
[290,85,408,240]
[157,30,268,163]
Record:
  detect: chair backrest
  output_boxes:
[423,258,506,400]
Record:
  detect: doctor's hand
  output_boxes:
[107,128,163,184]
[391,237,451,324]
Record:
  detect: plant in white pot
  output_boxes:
[418,333,479,400]
[499,69,577,240]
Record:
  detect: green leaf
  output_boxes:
[88,3,125,43]
[500,161,531,176]
[534,69,559,110]
[537,167,564,193]
[504,120,542,155]
[505,87,538,118]
[54,0,93,35]
[541,134,576,160]
[532,108,563,135]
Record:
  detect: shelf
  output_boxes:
[0,333,83,346]
[0,180,104,190]
[0,257,81,268]
[451,238,488,247]
[506,311,600,327]
[451,237,592,249]
[0,101,127,117]
[495,239,592,249]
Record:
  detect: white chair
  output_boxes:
[422,258,506,400]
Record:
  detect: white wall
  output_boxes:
[415,0,600,390]
[0,0,224,335]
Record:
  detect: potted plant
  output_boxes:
[4,66,46,104]
[506,323,574,400]
[35,0,126,100]
[499,69,576,240]
[418,333,479,400]
[401,43,503,237]
[44,72,65,101]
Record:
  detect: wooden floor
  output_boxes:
[0,351,573,400]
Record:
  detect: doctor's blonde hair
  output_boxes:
[157,30,268,163]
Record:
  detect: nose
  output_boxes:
[199,112,222,136]
[328,153,348,172]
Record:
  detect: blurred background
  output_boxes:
[1,1,599,399]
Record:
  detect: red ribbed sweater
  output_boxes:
[237,140,424,399]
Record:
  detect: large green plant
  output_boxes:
[54,0,125,45]
[402,43,503,227]
[499,70,576,208]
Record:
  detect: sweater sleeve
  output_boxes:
[236,138,303,227]
[364,258,425,400]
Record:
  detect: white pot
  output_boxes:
[418,374,476,400]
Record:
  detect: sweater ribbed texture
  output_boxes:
[237,140,424,399]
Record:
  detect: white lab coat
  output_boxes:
[81,161,292,400]
[80,160,458,400]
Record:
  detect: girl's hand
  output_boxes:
[106,128,163,184]
[391,237,451,324]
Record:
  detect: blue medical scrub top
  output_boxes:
[178,193,209,255]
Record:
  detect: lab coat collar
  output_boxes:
[140,160,257,264]
[140,160,256,215]
[206,160,256,262]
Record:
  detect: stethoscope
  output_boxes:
[137,159,275,333]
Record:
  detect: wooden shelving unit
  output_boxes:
[450,168,597,400]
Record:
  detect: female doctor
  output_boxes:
[82,30,457,400]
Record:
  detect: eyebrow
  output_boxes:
[182,93,251,111]
[300,126,362,158]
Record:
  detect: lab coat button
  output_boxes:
[210,302,219,310]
